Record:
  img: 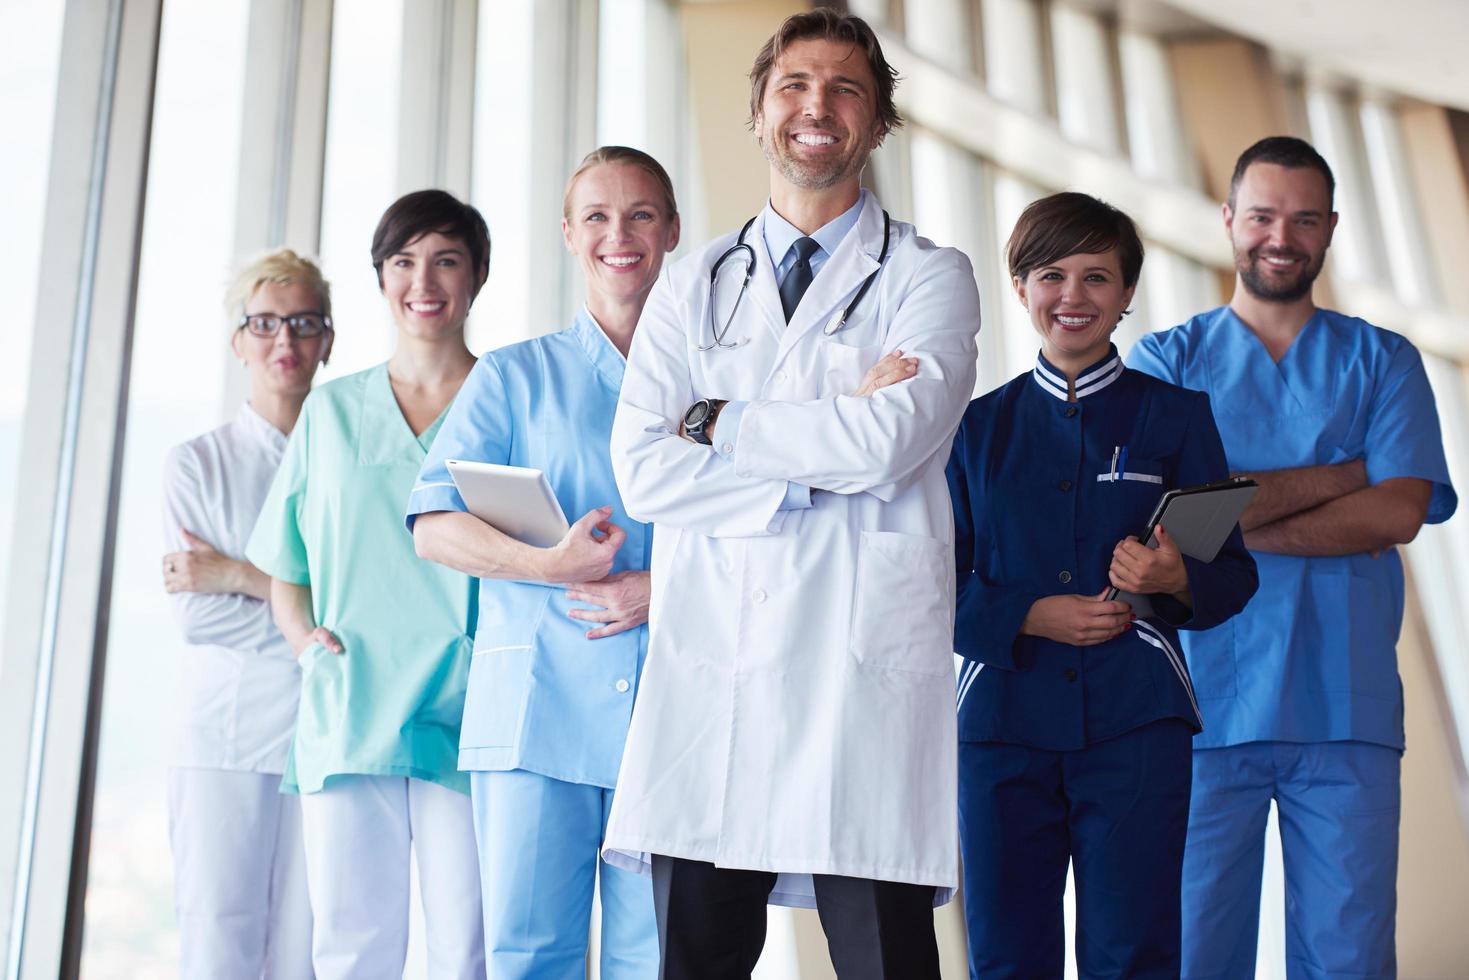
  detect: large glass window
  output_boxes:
[991,171,1045,383]
[1410,355,1469,766]
[0,2,66,671]
[317,0,404,379]
[79,1,249,974]
[470,0,534,351]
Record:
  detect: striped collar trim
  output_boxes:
[1031,349,1124,401]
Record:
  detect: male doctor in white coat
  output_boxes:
[603,10,981,977]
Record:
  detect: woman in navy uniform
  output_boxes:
[947,192,1258,978]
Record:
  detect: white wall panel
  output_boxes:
[1049,3,1121,154]
[980,0,1048,115]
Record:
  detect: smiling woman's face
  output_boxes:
[378,230,477,340]
[561,162,680,310]
[1015,248,1135,372]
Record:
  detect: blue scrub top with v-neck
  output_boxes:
[247,362,477,794]
[405,310,652,788]
[1129,306,1456,750]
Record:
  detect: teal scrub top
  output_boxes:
[1129,307,1456,750]
[247,363,476,793]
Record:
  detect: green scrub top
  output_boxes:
[247,362,475,794]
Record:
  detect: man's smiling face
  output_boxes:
[754,37,884,193]
[1225,161,1337,303]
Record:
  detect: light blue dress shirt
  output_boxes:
[762,194,864,286]
[713,196,865,504]
[405,310,652,787]
[1129,306,1456,750]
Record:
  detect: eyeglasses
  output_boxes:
[239,312,333,338]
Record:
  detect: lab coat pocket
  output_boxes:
[850,530,954,677]
[818,340,881,398]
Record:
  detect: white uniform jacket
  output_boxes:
[163,403,300,774]
[604,191,980,906]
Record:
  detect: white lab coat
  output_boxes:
[603,190,980,906]
[163,403,313,976]
[162,402,300,773]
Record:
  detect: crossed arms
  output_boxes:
[1237,459,1431,556]
[612,248,981,537]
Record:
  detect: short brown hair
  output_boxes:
[370,189,491,296]
[1007,192,1145,288]
[562,146,679,220]
[748,9,902,138]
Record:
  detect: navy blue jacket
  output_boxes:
[947,349,1259,750]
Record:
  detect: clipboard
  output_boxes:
[446,460,570,548]
[1107,476,1258,612]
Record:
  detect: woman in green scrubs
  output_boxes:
[247,190,488,979]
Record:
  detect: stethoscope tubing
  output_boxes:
[700,211,891,352]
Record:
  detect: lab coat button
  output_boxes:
[615,679,631,693]
[1064,406,1078,418]
[752,588,767,603]
[722,443,734,454]
[1058,570,1072,584]
[774,370,787,383]
[1065,668,1078,682]
[1058,480,1072,491]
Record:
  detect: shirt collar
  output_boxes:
[573,306,627,390]
[1031,346,1124,401]
[236,400,288,451]
[760,193,865,268]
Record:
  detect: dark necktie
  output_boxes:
[778,237,821,322]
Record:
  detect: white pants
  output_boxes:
[298,775,485,979]
[168,767,313,980]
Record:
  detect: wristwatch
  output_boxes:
[683,398,728,445]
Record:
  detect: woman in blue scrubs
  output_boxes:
[407,147,680,978]
[947,192,1259,978]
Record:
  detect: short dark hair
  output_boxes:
[748,8,903,138]
[1228,136,1335,210]
[1007,191,1145,288]
[370,189,491,296]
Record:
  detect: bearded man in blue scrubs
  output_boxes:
[1130,136,1457,979]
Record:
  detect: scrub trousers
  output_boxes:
[958,719,1194,979]
[168,767,312,980]
[1182,740,1400,980]
[298,774,485,980]
[470,769,658,980]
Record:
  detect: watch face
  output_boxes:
[684,400,711,428]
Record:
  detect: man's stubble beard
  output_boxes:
[760,130,873,192]
[1235,244,1326,304]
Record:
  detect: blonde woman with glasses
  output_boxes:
[161,249,333,979]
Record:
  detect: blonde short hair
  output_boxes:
[225,248,332,323]
[562,146,678,221]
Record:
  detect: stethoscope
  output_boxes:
[699,210,892,351]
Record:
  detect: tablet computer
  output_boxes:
[1106,476,1258,608]
[446,460,570,549]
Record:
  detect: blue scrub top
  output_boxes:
[947,349,1259,751]
[405,310,652,787]
[1129,307,1457,750]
